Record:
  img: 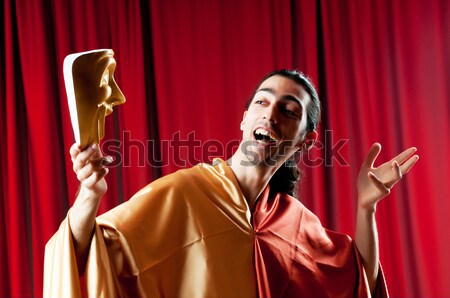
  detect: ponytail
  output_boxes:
[268,155,301,197]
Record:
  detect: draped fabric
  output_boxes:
[253,188,388,298]
[45,160,257,298]
[1,0,448,297]
[44,159,386,297]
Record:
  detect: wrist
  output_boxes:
[75,186,103,211]
[357,203,377,216]
[357,192,379,213]
[79,182,105,198]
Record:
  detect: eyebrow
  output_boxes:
[256,87,302,105]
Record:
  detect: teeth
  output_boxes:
[255,128,278,142]
[255,128,269,136]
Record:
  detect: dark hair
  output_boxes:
[246,69,321,197]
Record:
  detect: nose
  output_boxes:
[102,80,126,116]
[262,105,278,123]
[108,79,126,105]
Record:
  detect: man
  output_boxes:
[44,70,418,297]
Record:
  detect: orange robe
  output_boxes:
[44,159,388,297]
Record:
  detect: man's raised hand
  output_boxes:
[70,143,113,198]
[357,143,419,210]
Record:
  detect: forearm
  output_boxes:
[354,206,379,294]
[68,187,102,275]
[66,143,110,274]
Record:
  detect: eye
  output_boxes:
[284,108,299,119]
[253,97,269,105]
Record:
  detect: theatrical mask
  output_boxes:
[63,49,126,150]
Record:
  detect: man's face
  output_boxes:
[240,75,311,166]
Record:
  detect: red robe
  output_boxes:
[253,186,388,297]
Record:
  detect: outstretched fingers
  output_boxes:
[389,147,419,176]
[400,154,419,175]
[363,143,382,168]
[391,147,417,167]
[393,161,402,178]
[368,171,390,197]
[385,161,402,188]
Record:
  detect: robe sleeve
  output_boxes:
[43,213,82,298]
[353,241,389,298]
[43,211,122,298]
[372,266,389,298]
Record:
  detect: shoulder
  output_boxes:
[96,165,204,230]
[97,160,244,236]
[130,162,221,199]
[98,161,229,224]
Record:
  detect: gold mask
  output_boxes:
[63,49,126,150]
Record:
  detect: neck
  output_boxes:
[227,150,281,209]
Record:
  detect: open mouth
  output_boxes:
[254,128,278,144]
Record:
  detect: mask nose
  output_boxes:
[103,79,126,116]
[109,79,126,105]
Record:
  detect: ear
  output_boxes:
[296,130,318,150]
[240,111,248,131]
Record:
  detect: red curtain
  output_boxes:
[1,0,448,297]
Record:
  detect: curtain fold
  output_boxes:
[1,0,34,295]
[1,0,448,297]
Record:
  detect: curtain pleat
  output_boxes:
[1,0,448,297]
